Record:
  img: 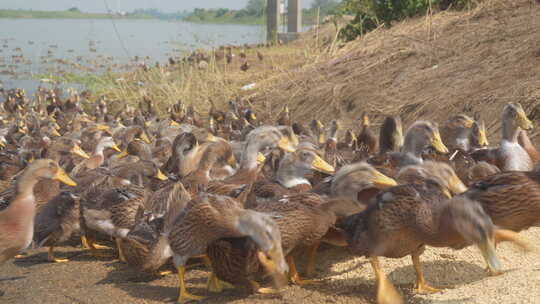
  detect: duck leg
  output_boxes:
[411,254,441,294]
[81,235,114,258]
[287,255,320,285]
[369,256,402,304]
[48,246,68,263]
[305,241,320,278]
[176,266,204,303]
[202,256,234,293]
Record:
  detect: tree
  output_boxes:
[311,0,340,15]
[245,0,266,17]
[67,7,80,13]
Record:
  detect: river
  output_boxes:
[0,18,271,94]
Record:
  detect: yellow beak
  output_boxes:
[53,122,61,130]
[278,137,296,153]
[228,154,237,167]
[170,120,180,127]
[206,133,218,142]
[139,132,151,144]
[517,111,533,131]
[463,117,474,128]
[431,132,449,154]
[117,150,129,159]
[111,144,122,152]
[449,174,468,195]
[256,152,266,165]
[362,115,370,127]
[54,168,77,186]
[318,133,326,145]
[154,169,168,181]
[250,112,257,121]
[0,141,5,148]
[96,124,110,131]
[51,128,62,137]
[311,155,335,174]
[478,130,489,146]
[372,170,398,188]
[144,121,151,127]
[70,144,90,159]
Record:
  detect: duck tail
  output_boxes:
[494,229,532,252]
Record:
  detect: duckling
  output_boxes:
[166,193,288,303]
[310,119,325,146]
[471,103,533,171]
[33,191,80,262]
[0,159,76,264]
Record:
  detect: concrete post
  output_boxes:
[288,0,301,33]
[267,0,279,43]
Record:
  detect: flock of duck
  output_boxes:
[1,87,540,304]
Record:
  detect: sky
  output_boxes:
[0,0,316,13]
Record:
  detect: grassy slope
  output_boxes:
[0,9,152,19]
[95,0,539,143]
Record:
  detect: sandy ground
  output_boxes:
[1,228,539,304]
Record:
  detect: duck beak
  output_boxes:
[478,237,502,276]
[517,111,533,131]
[79,116,92,123]
[256,152,266,165]
[96,124,109,131]
[372,171,398,188]
[144,121,151,127]
[155,169,168,181]
[464,117,474,128]
[257,247,288,288]
[442,188,452,199]
[51,128,62,137]
[111,144,122,152]
[170,120,180,127]
[431,132,449,154]
[229,113,238,121]
[278,137,295,153]
[311,155,335,174]
[70,144,90,159]
[362,115,370,127]
[227,154,237,167]
[139,132,151,144]
[250,112,257,121]
[0,140,5,148]
[53,122,61,130]
[54,168,77,186]
[117,150,129,159]
[449,174,468,195]
[206,133,218,142]
[478,129,489,146]
[318,133,326,145]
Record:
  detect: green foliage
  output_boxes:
[339,0,472,41]
[245,0,266,17]
[67,7,80,13]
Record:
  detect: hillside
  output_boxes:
[247,0,540,142]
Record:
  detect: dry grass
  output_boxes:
[100,0,540,143]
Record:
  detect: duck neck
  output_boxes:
[502,119,519,143]
[276,160,310,188]
[240,140,262,170]
[402,134,425,158]
[16,169,39,199]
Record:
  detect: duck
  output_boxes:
[377,120,449,172]
[439,114,474,151]
[471,103,533,171]
[252,147,335,200]
[166,193,288,303]
[71,136,121,176]
[33,191,80,262]
[341,174,527,304]
[0,159,76,265]
[330,162,398,203]
[357,112,378,156]
[462,168,540,233]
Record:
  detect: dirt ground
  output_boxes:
[1,227,539,304]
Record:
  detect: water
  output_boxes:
[0,18,270,94]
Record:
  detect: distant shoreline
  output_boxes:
[0,9,154,20]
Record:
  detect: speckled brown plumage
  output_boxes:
[34,191,80,248]
[464,170,540,232]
